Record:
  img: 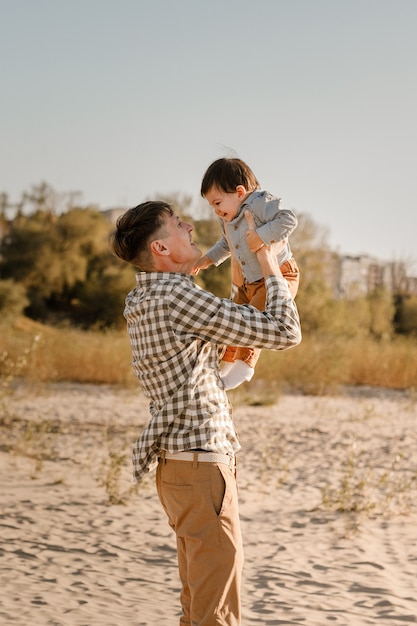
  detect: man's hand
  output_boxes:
[244,212,265,252]
[245,211,287,256]
[245,211,286,277]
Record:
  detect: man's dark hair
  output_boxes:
[109,200,173,268]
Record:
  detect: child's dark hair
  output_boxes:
[109,200,173,267]
[200,158,260,197]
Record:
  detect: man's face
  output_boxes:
[204,186,242,222]
[158,213,202,271]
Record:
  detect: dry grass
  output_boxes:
[255,335,417,395]
[1,317,417,394]
[1,317,136,386]
[2,319,416,516]
[0,399,145,505]
[320,444,417,517]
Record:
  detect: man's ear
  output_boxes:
[150,239,170,256]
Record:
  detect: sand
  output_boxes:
[1,382,416,625]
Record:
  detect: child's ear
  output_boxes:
[236,185,247,199]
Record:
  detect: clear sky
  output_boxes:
[1,0,416,263]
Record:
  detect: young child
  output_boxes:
[194,157,300,389]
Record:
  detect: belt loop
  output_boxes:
[160,450,166,464]
[193,451,198,470]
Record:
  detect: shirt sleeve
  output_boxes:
[256,205,298,246]
[169,276,301,351]
[205,221,231,265]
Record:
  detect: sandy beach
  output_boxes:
[1,382,416,625]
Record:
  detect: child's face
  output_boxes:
[205,186,246,222]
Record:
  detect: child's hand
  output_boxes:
[193,255,213,275]
[245,211,265,252]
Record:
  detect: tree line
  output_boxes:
[0,182,416,336]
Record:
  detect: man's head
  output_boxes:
[110,200,201,272]
[201,158,260,222]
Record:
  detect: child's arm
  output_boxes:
[256,207,298,247]
[196,224,231,272]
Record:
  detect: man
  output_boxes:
[110,200,301,626]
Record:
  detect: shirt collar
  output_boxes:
[231,190,261,222]
[135,271,195,287]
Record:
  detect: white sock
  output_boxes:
[220,361,234,376]
[221,360,255,390]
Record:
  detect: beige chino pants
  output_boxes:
[156,457,243,625]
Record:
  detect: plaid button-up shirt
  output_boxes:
[124,271,301,482]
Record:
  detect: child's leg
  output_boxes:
[280,257,300,299]
[222,280,266,390]
[234,279,266,369]
[235,261,299,369]
[221,284,249,365]
[222,346,238,364]
[223,264,299,390]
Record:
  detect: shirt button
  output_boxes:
[235,244,239,249]
[241,261,246,265]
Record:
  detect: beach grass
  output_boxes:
[1,317,417,393]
